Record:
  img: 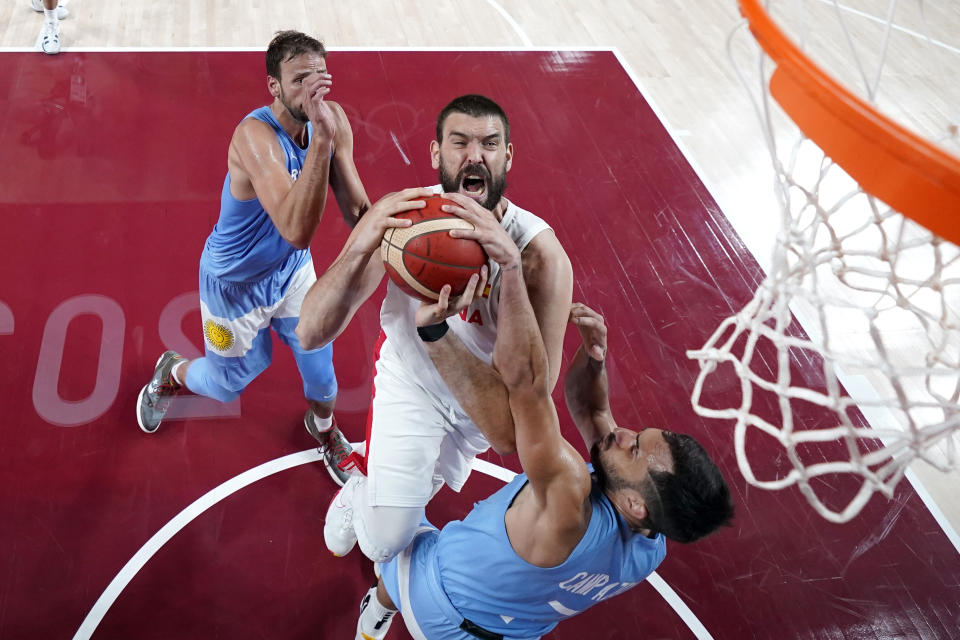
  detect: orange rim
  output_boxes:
[739,0,960,245]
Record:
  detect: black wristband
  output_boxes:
[417,320,450,342]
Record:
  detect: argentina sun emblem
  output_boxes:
[203,319,235,352]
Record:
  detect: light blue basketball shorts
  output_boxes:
[188,260,337,403]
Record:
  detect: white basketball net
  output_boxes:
[687,0,960,522]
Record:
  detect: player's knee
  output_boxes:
[207,385,240,403]
[358,540,404,564]
[185,360,242,403]
[303,376,337,405]
[355,506,421,563]
[298,353,337,402]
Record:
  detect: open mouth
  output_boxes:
[459,172,488,199]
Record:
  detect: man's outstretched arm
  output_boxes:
[296,188,432,349]
[327,103,371,227]
[413,267,521,456]
[494,263,586,498]
[564,303,617,453]
[412,194,571,456]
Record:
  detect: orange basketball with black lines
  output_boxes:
[380,194,488,302]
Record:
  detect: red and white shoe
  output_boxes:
[304,411,358,486]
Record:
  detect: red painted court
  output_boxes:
[0,50,957,639]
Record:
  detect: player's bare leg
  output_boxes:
[355,577,397,640]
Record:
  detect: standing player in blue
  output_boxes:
[136,31,370,484]
[351,200,734,640]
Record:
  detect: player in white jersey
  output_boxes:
[352,235,733,640]
[297,95,574,563]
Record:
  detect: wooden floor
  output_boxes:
[2,0,958,638]
[5,0,955,534]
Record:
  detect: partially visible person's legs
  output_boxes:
[270,260,355,484]
[37,0,61,55]
[137,272,277,433]
[136,334,273,433]
[326,473,430,562]
[274,314,354,485]
[324,360,448,561]
[355,577,397,640]
[31,0,68,19]
[374,527,451,640]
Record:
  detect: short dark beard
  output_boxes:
[591,442,658,536]
[279,86,309,123]
[439,162,507,211]
[590,442,621,494]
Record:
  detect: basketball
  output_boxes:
[380,194,489,302]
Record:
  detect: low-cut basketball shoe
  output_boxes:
[324,474,360,556]
[304,411,354,487]
[38,20,60,55]
[136,351,185,433]
[30,0,69,19]
[355,585,396,640]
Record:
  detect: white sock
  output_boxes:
[44,8,58,24]
[356,586,396,639]
[170,362,186,387]
[310,411,333,433]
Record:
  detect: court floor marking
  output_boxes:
[0,46,620,53]
[73,451,713,640]
[611,46,960,552]
[818,0,960,56]
[482,0,533,47]
[71,449,321,640]
[15,42,948,631]
[473,457,714,639]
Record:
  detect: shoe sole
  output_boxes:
[136,384,158,433]
[136,352,174,433]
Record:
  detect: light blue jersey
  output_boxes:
[383,472,666,639]
[200,106,313,284]
[182,106,336,404]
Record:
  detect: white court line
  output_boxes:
[483,0,534,47]
[0,46,615,53]
[72,449,322,640]
[15,41,948,634]
[646,573,714,640]
[73,447,712,639]
[4,43,710,639]
[3,0,537,53]
[471,457,714,640]
[610,45,960,552]
[839,378,960,555]
[10,0,536,52]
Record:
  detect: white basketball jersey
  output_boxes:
[378,192,551,404]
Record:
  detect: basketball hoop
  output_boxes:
[687,0,960,523]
